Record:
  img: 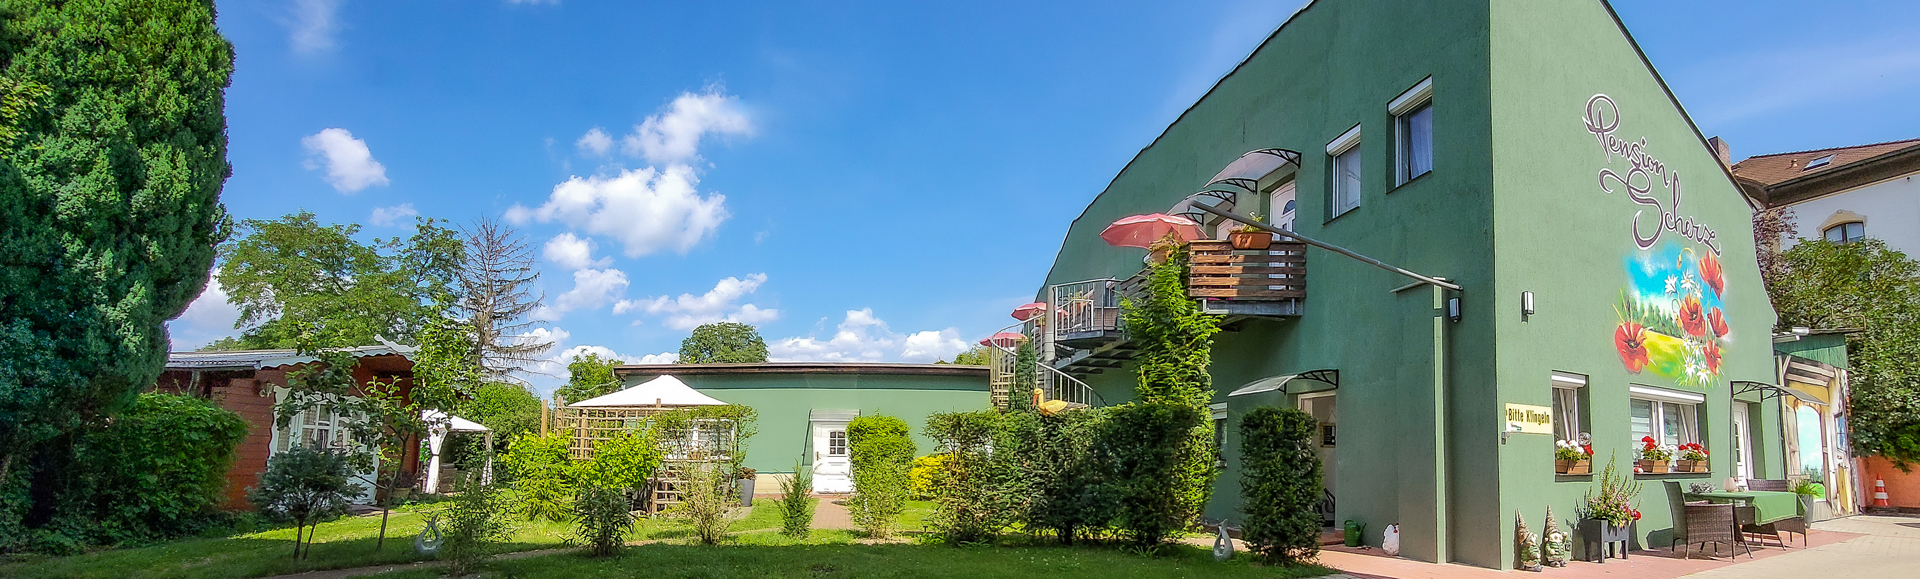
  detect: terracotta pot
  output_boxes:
[1638,460,1670,474]
[1675,459,1708,473]
[1557,458,1592,475]
[1229,231,1274,250]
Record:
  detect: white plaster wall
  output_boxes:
[1780,171,1920,253]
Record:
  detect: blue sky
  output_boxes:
[168,0,1920,394]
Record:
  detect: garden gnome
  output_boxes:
[1542,506,1570,567]
[1515,510,1542,571]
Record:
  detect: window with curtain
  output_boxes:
[1397,102,1433,184]
[1552,386,1584,442]
[1331,146,1362,217]
[1630,398,1699,447]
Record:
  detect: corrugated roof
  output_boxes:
[1731,138,1920,187]
[166,344,412,370]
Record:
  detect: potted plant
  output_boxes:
[1675,443,1709,473]
[1577,455,1641,563]
[1792,479,1826,524]
[1636,436,1673,474]
[1228,212,1274,250]
[737,467,758,507]
[1556,437,1594,475]
[1146,233,1184,264]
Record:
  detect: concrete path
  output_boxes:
[1676,515,1920,579]
[810,496,853,530]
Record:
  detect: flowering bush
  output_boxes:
[1555,439,1594,462]
[1637,436,1674,462]
[1678,443,1708,461]
[1580,454,1642,529]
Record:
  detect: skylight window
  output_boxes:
[1804,154,1835,170]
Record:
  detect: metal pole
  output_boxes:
[1188,202,1462,292]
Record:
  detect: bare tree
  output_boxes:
[456,218,551,383]
[1752,206,1798,287]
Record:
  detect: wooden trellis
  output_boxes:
[553,403,744,513]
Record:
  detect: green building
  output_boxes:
[1028,0,1786,568]
[611,363,990,494]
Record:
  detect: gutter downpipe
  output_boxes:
[1189,201,1457,562]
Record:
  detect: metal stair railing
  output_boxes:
[1041,364,1105,408]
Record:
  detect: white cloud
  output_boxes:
[166,276,242,349]
[576,127,613,156]
[369,203,418,226]
[626,273,778,330]
[302,128,389,193]
[769,309,969,363]
[286,0,343,53]
[504,165,727,257]
[620,90,752,165]
[547,268,629,317]
[542,232,610,270]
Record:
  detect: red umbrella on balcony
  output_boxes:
[1100,213,1204,248]
[979,332,1028,347]
[1010,302,1047,321]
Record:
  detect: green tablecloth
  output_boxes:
[1691,491,1802,524]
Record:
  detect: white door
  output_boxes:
[1731,404,1754,483]
[1270,181,1297,232]
[811,421,853,494]
[1298,393,1335,497]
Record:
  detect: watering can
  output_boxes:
[1343,519,1365,547]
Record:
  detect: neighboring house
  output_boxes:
[1732,138,1920,251]
[151,344,421,508]
[1769,329,1858,518]
[600,363,990,496]
[1020,0,1785,569]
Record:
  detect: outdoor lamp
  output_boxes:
[1521,291,1535,317]
[1447,297,1462,322]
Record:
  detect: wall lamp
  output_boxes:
[1447,297,1462,322]
[1521,291,1535,319]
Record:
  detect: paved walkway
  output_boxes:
[1306,523,1864,579]
[811,495,854,530]
[1673,515,1920,579]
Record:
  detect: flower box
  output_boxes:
[1578,519,1633,563]
[1556,458,1591,475]
[1637,460,1670,474]
[1674,459,1707,473]
[1228,231,1273,250]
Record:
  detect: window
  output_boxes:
[1389,77,1434,185]
[828,430,847,456]
[1210,403,1229,467]
[1629,386,1704,448]
[1824,222,1864,243]
[1803,154,1834,170]
[280,407,350,452]
[1550,372,1587,443]
[1327,124,1363,218]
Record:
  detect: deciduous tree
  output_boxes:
[678,322,769,364]
[454,218,548,383]
[557,352,622,405]
[218,212,462,349]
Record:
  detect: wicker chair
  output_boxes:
[1742,479,1808,547]
[1666,481,1751,559]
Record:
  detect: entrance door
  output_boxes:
[811,420,853,494]
[1731,403,1754,482]
[1298,393,1335,515]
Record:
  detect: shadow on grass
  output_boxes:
[0,534,565,579]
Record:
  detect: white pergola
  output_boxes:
[422,410,492,493]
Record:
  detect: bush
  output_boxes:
[499,431,576,521]
[908,453,949,500]
[578,429,661,492]
[440,475,514,576]
[923,411,1006,544]
[847,414,916,539]
[779,462,813,538]
[1239,406,1323,565]
[570,486,635,557]
[247,446,364,559]
[668,463,735,545]
[1020,408,1109,544]
[1097,402,1203,547]
[80,393,249,543]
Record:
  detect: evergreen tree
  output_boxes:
[455,218,549,383]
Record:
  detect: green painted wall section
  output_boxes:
[1036,0,1497,564]
[1488,0,1782,569]
[1774,335,1849,369]
[619,372,991,474]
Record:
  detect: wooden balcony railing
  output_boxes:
[1187,239,1306,302]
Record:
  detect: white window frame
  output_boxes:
[1327,124,1363,219]
[1629,385,1704,448]
[1389,77,1434,186]
[1210,403,1229,468]
[1550,371,1586,443]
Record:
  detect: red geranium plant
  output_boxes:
[1679,443,1707,461]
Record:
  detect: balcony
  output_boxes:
[1045,238,1305,375]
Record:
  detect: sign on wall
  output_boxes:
[1505,403,1554,434]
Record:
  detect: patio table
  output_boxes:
[1688,491,1801,524]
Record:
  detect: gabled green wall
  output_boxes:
[1488,0,1780,568]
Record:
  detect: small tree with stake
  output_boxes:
[248,446,363,560]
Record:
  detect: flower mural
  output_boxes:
[1616,244,1730,389]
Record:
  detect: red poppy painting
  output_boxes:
[1677,295,1707,337]
[1699,252,1725,297]
[1615,322,1650,373]
[1708,308,1729,338]
[1703,340,1722,373]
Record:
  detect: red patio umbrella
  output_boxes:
[979,332,1028,347]
[1010,302,1047,321]
[1099,213,1204,248]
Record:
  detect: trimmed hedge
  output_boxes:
[923,410,1003,544]
[847,414,915,538]
[1239,406,1323,564]
[1098,402,1204,546]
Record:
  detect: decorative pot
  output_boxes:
[1146,247,1172,264]
[1556,458,1592,475]
[1229,231,1274,250]
[1675,459,1708,473]
[1637,460,1670,474]
[737,478,755,507]
[1578,519,1633,563]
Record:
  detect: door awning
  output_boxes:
[1732,380,1820,404]
[1228,369,1338,397]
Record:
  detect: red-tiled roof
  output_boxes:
[1731,138,1920,187]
